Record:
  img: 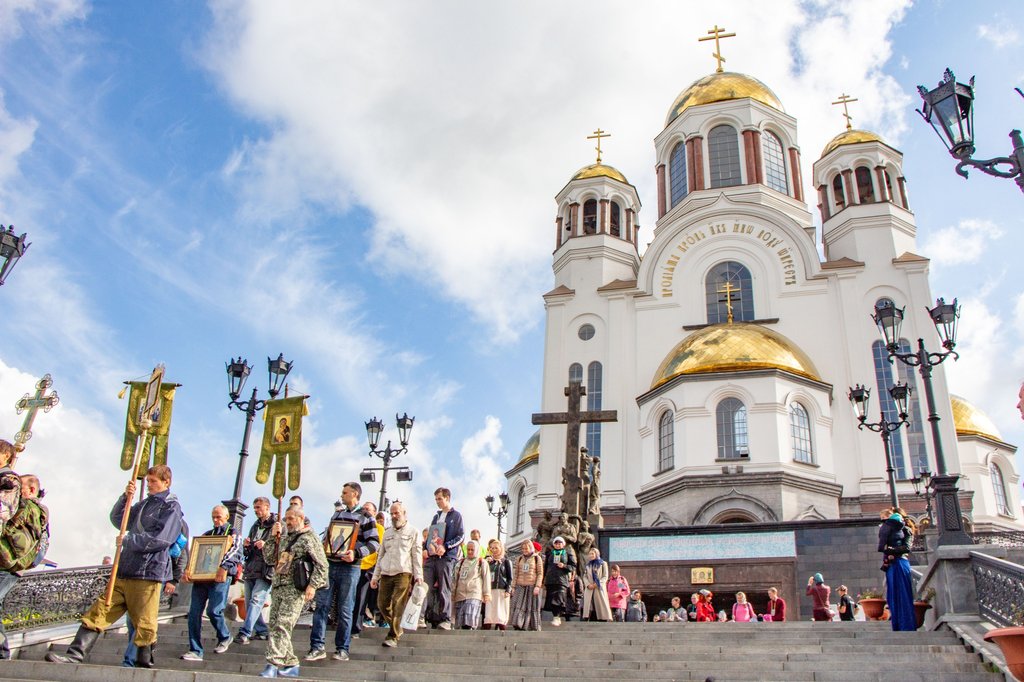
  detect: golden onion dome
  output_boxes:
[821,129,884,157]
[665,72,784,126]
[651,323,821,389]
[950,394,1003,442]
[517,429,540,465]
[572,163,629,184]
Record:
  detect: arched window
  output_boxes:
[884,171,895,203]
[658,410,674,472]
[717,398,749,459]
[832,175,846,210]
[669,141,688,206]
[568,363,583,384]
[991,463,1011,516]
[705,261,755,324]
[708,125,741,188]
[610,201,621,237]
[514,486,526,534]
[586,361,602,457]
[582,199,597,234]
[789,402,814,464]
[856,166,874,203]
[762,132,788,194]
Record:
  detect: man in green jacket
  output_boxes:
[0,473,48,658]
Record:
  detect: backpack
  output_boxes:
[0,499,47,572]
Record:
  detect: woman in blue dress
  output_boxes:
[877,510,916,631]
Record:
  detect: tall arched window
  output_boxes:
[832,174,846,210]
[708,125,741,188]
[658,410,674,472]
[609,201,621,237]
[586,361,603,457]
[568,363,582,384]
[669,141,688,206]
[762,132,788,194]
[582,199,597,234]
[856,166,874,203]
[991,463,1011,516]
[514,486,526,534]
[717,398,749,459]
[789,402,814,464]
[705,261,755,324]
[872,339,910,478]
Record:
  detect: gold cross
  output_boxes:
[587,128,611,164]
[699,25,737,73]
[13,374,60,460]
[832,93,858,130]
[717,281,739,324]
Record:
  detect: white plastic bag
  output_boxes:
[400,582,429,631]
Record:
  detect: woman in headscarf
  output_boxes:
[581,547,613,622]
[543,536,576,626]
[451,540,490,630]
[878,509,916,631]
[483,539,512,630]
[508,539,544,631]
[695,589,716,622]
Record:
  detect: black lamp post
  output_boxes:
[911,469,935,527]
[871,298,973,546]
[224,353,293,530]
[360,413,414,513]
[0,226,30,286]
[917,68,1024,193]
[848,382,911,510]
[485,492,511,542]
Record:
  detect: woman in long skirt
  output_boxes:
[508,539,544,631]
[483,539,513,630]
[543,536,577,627]
[878,510,916,631]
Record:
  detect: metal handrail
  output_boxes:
[970,550,1024,628]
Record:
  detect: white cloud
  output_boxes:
[978,22,1020,49]
[0,93,36,192]
[920,218,1003,266]
[0,0,86,42]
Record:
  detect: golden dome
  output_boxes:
[821,129,884,157]
[665,72,784,126]
[572,163,629,184]
[950,394,1003,442]
[517,429,540,465]
[651,323,821,389]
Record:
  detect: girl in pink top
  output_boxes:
[732,591,755,622]
[606,565,630,622]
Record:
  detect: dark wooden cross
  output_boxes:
[532,380,617,518]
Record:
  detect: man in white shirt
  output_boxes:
[370,502,423,647]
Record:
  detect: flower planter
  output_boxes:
[913,600,931,629]
[983,626,1024,681]
[859,597,887,621]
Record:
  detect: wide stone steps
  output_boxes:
[8,619,1001,682]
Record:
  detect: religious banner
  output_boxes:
[257,396,308,498]
[120,381,177,476]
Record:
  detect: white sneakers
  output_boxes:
[551,616,562,626]
[181,651,203,662]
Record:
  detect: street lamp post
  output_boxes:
[0,226,30,286]
[871,298,973,546]
[485,492,511,542]
[848,383,911,510]
[224,353,293,530]
[917,68,1024,193]
[360,414,414,513]
[911,469,935,527]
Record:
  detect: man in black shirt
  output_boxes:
[837,585,856,621]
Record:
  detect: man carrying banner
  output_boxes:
[46,465,182,668]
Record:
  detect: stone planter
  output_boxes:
[859,597,887,620]
[913,601,932,629]
[983,626,1024,681]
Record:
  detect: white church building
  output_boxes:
[505,68,1022,549]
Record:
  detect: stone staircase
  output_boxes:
[6,619,1003,682]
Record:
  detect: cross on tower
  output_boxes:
[13,374,59,464]
[717,280,740,324]
[587,128,611,164]
[832,93,859,130]
[699,24,736,73]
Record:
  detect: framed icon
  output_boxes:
[187,535,231,581]
[691,567,714,585]
[325,519,359,558]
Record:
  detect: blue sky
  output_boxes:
[0,1,1022,566]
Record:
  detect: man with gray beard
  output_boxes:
[370,502,422,647]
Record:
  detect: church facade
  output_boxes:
[505,69,1022,551]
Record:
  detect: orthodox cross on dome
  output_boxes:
[717,280,739,324]
[832,93,859,130]
[587,128,611,164]
[699,24,736,73]
[12,374,60,465]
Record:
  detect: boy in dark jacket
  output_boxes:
[47,465,183,668]
[238,496,276,644]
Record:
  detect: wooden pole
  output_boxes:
[104,419,151,605]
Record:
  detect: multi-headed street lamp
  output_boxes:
[360,413,414,512]
[848,382,911,510]
[485,492,511,542]
[223,353,293,529]
[911,469,935,527]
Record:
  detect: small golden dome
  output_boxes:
[665,72,784,126]
[651,323,821,389]
[821,129,884,157]
[572,163,629,184]
[517,429,540,465]
[950,394,1003,442]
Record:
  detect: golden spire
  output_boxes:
[717,280,739,324]
[699,24,736,73]
[832,93,858,130]
[587,128,610,164]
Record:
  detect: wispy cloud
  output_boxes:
[978,22,1020,49]
[920,218,1003,267]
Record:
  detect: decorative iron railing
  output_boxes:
[970,551,1024,628]
[973,531,1024,548]
[1,565,173,631]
